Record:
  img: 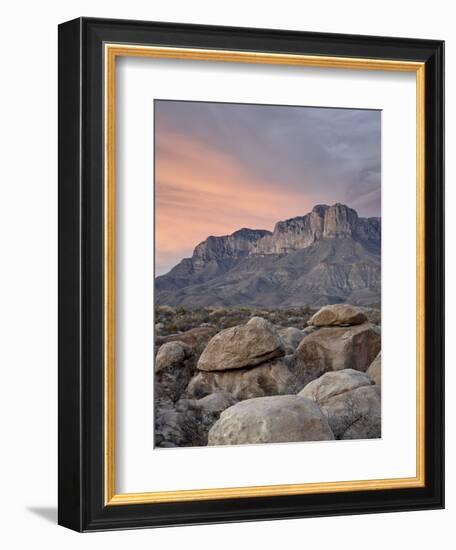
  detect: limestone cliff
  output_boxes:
[156,204,381,307]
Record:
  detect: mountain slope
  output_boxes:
[156,204,381,308]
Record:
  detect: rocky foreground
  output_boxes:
[154,303,381,447]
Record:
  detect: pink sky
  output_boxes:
[155,130,314,274]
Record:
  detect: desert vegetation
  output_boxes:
[156,305,316,338]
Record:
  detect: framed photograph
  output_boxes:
[58,17,444,531]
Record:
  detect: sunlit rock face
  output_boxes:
[155,203,381,308]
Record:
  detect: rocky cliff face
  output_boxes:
[187,204,380,262]
[192,228,271,269]
[253,203,380,254]
[156,204,381,307]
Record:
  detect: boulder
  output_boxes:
[300,369,373,402]
[197,317,285,372]
[187,359,300,401]
[301,325,319,337]
[278,327,305,353]
[309,304,368,327]
[358,307,381,325]
[367,352,381,385]
[155,341,195,404]
[294,323,381,387]
[300,376,381,440]
[176,392,237,414]
[282,353,297,371]
[208,395,334,445]
[155,341,192,372]
[156,326,217,353]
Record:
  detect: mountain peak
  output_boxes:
[312,204,330,216]
[260,203,369,253]
[180,203,380,265]
[156,203,381,307]
[232,227,272,239]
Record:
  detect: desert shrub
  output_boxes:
[154,305,320,336]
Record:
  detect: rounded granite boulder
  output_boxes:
[308,304,368,327]
[208,395,334,445]
[294,323,381,387]
[197,317,285,372]
[299,370,381,440]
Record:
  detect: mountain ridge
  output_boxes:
[156,203,381,308]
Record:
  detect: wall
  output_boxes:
[0,1,451,547]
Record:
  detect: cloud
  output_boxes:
[155,101,381,274]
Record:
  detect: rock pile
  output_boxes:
[154,303,381,447]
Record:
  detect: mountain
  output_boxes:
[155,203,381,308]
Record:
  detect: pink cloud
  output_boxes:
[155,130,313,274]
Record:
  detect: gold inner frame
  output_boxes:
[104,44,426,506]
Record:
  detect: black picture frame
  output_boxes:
[58,17,444,532]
